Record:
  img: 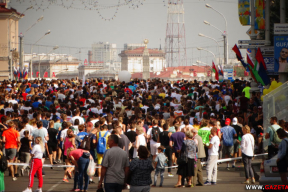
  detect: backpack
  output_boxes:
[0,153,8,172]
[97,131,109,154]
[80,134,92,151]
[271,125,282,145]
[151,127,160,142]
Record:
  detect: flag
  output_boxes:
[232,44,249,70]
[246,54,258,83]
[256,47,267,70]
[217,65,223,76]
[232,44,243,61]
[212,61,219,81]
[255,48,270,85]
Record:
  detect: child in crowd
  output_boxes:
[153,146,167,187]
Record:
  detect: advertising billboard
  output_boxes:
[274,36,288,73]
[238,0,250,25]
[255,0,265,30]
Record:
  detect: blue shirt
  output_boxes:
[221,126,236,147]
[77,132,88,141]
[128,85,136,92]
[45,101,53,108]
[25,88,31,93]
[32,101,40,108]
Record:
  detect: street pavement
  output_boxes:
[4,159,262,192]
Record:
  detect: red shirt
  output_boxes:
[124,88,133,95]
[69,149,84,161]
[2,128,19,149]
[80,98,86,105]
[22,93,28,101]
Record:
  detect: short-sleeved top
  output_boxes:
[101,146,129,185]
[242,87,251,99]
[267,124,282,146]
[170,132,185,151]
[77,132,88,141]
[221,126,236,147]
[155,152,167,169]
[32,128,48,143]
[2,128,19,149]
[69,149,84,161]
[182,139,197,159]
[125,130,137,143]
[208,136,220,156]
[31,144,43,159]
[129,158,154,186]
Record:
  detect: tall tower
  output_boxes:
[165,0,187,67]
[142,39,150,80]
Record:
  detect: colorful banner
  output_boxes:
[238,0,250,25]
[274,36,288,73]
[255,0,265,30]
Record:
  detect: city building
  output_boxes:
[124,43,145,50]
[119,47,166,74]
[131,66,212,81]
[24,53,80,79]
[91,42,117,69]
[0,1,22,80]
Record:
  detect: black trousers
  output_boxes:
[164,146,173,173]
[268,145,278,160]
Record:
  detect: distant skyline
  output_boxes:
[10,0,251,65]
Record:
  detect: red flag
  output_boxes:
[232,44,243,61]
[36,71,39,77]
[212,61,219,81]
[52,72,56,78]
[256,47,267,70]
[44,72,48,78]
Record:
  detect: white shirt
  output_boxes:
[4,108,14,115]
[20,106,32,111]
[31,144,43,159]
[208,136,220,156]
[147,126,163,144]
[86,107,98,115]
[8,99,18,105]
[70,116,85,125]
[180,124,193,132]
[141,106,149,114]
[241,134,255,157]
[57,93,66,102]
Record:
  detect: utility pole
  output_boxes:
[265,0,270,46]
[19,33,24,72]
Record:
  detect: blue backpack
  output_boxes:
[97,131,109,154]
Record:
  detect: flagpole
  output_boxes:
[249,0,260,93]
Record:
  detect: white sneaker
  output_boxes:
[168,173,174,177]
[34,188,42,192]
[22,188,32,192]
[12,177,17,181]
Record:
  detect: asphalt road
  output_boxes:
[4,159,262,192]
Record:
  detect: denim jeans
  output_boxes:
[154,168,165,186]
[78,156,90,190]
[104,183,123,192]
[73,171,79,190]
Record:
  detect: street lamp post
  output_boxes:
[205,4,228,65]
[30,30,51,80]
[197,47,215,81]
[38,45,58,80]
[19,15,44,73]
[198,33,220,65]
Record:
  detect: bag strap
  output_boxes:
[103,131,109,138]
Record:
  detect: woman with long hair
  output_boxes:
[133,126,147,159]
[62,129,76,182]
[22,137,45,192]
[241,125,255,184]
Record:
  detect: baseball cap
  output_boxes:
[210,113,215,117]
[225,118,231,125]
[232,117,238,125]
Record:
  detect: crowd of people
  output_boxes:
[0,77,287,192]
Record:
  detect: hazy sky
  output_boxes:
[10,0,250,65]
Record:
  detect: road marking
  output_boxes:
[47,180,62,192]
